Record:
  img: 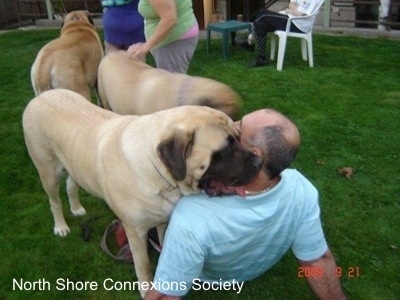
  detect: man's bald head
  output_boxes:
[236,109,300,179]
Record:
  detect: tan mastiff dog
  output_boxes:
[31,11,104,100]
[97,51,242,119]
[22,89,262,298]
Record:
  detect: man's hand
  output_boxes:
[145,289,181,300]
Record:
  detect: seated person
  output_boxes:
[145,109,346,299]
[236,0,322,67]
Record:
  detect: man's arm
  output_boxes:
[145,289,180,300]
[299,249,346,300]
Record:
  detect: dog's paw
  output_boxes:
[71,206,87,216]
[54,225,70,237]
[140,289,148,299]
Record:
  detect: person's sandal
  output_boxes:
[101,221,162,263]
[100,219,133,263]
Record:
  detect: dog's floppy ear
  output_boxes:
[85,11,94,26]
[157,130,194,181]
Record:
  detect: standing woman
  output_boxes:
[127,0,199,73]
[102,0,146,55]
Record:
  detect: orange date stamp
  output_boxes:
[298,266,360,278]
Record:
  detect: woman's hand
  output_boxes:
[127,42,148,61]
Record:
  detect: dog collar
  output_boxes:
[151,160,177,192]
[176,77,193,106]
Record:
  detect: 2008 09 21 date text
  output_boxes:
[298,267,360,278]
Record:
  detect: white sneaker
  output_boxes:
[247,33,256,45]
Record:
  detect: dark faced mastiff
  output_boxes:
[22,89,262,298]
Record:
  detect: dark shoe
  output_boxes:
[247,58,268,68]
[235,37,255,52]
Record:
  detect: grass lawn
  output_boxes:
[0,28,399,300]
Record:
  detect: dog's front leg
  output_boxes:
[124,225,153,299]
[66,175,86,216]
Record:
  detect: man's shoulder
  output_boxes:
[282,168,309,181]
[173,193,214,215]
[169,193,224,237]
[281,169,318,195]
[173,192,238,222]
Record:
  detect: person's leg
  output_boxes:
[250,10,291,67]
[253,9,289,34]
[150,36,199,74]
[242,33,270,67]
[236,9,293,67]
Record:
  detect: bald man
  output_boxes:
[145,109,346,300]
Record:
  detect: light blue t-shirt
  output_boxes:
[153,169,328,296]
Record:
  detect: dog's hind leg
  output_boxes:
[39,161,71,237]
[66,175,86,216]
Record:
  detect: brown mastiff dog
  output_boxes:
[31,11,104,100]
[97,51,242,119]
[22,89,262,298]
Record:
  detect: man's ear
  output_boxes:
[253,148,263,157]
[157,130,194,181]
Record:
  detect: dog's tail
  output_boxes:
[31,55,53,96]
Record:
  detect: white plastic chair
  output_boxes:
[270,0,324,71]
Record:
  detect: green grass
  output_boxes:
[0,29,399,299]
